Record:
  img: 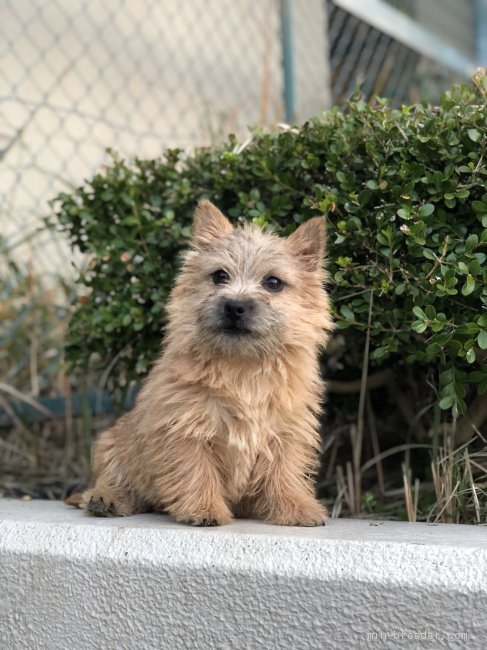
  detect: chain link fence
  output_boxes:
[1,0,290,275]
[1,0,480,277]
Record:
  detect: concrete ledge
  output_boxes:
[1,500,486,649]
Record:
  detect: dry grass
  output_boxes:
[0,240,103,498]
[428,435,487,524]
[323,354,487,524]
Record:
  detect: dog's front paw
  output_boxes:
[193,517,220,527]
[269,499,328,527]
[82,489,134,517]
[86,495,117,517]
[188,510,233,527]
[174,503,233,527]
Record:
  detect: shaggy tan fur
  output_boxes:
[69,200,333,526]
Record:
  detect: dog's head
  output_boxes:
[166,200,332,358]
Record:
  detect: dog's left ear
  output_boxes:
[192,200,232,249]
[288,217,327,271]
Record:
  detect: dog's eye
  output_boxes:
[263,276,283,292]
[212,269,230,285]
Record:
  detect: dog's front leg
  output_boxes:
[251,434,327,526]
[155,435,232,526]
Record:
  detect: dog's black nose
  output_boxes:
[224,299,247,321]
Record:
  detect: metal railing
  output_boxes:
[327,0,480,105]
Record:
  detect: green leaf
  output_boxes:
[422,248,436,260]
[472,201,487,213]
[465,234,479,251]
[418,203,434,217]
[431,319,445,332]
[467,128,480,142]
[412,321,427,333]
[340,305,355,320]
[461,275,475,296]
[466,347,476,364]
[409,222,426,245]
[478,330,487,350]
[335,320,351,330]
[439,395,454,410]
[370,346,386,359]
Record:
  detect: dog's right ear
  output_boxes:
[192,200,232,249]
[288,216,327,272]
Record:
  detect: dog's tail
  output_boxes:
[64,492,84,508]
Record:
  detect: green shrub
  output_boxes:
[51,83,486,419]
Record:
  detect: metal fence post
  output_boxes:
[279,0,296,123]
[475,0,487,63]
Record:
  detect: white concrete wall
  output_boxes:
[1,499,486,649]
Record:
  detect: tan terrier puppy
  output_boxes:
[70,200,333,526]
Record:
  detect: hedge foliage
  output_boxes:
[51,83,487,417]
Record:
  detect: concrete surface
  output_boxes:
[0,499,486,650]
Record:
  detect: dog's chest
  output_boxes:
[214,402,271,502]
[206,366,284,502]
